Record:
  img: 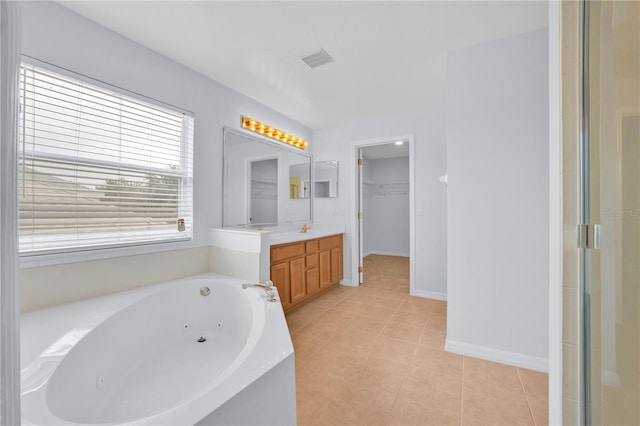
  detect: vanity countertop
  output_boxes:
[210,224,345,249]
[266,224,345,245]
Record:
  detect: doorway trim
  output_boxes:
[349,134,416,294]
[245,155,279,225]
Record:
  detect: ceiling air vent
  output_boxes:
[300,49,334,69]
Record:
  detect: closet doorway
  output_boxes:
[351,135,415,294]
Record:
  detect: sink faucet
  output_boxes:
[242,280,277,302]
[299,223,310,233]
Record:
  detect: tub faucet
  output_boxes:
[242,280,277,302]
[299,223,310,233]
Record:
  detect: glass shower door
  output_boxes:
[584,1,640,424]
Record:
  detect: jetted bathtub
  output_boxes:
[20,273,296,425]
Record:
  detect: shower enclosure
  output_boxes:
[577,0,640,423]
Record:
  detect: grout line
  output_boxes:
[516,367,537,425]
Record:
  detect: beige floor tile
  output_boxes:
[388,284,409,294]
[369,295,405,310]
[464,357,523,395]
[312,383,397,426]
[362,304,397,321]
[426,312,447,329]
[345,293,380,305]
[460,413,496,425]
[348,314,388,334]
[374,289,410,301]
[303,294,339,310]
[362,279,390,290]
[528,396,549,426]
[431,300,447,315]
[295,363,351,394]
[419,328,447,349]
[285,314,310,333]
[296,387,330,424]
[291,332,326,363]
[292,255,548,426]
[303,345,362,378]
[350,355,410,393]
[317,308,356,327]
[398,365,462,414]
[412,345,463,377]
[295,320,340,343]
[332,298,371,316]
[397,300,433,314]
[391,310,430,326]
[333,284,359,295]
[291,304,328,321]
[405,295,435,308]
[323,327,377,354]
[368,334,417,365]
[462,383,534,425]
[381,321,424,344]
[390,394,460,426]
[518,367,549,401]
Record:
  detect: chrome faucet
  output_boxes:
[242,280,277,302]
[299,223,310,233]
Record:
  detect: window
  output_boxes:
[18,62,194,254]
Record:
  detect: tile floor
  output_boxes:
[286,255,549,426]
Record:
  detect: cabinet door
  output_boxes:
[271,262,290,308]
[330,247,343,284]
[306,268,320,295]
[289,257,306,304]
[319,250,332,288]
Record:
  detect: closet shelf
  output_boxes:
[251,179,277,199]
[363,182,409,197]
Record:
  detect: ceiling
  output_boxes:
[57,1,548,130]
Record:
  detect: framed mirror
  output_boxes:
[223,127,312,227]
[314,160,339,198]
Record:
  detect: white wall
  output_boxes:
[313,110,447,297]
[19,1,312,310]
[445,29,549,370]
[363,156,410,257]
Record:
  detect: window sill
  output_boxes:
[19,238,197,269]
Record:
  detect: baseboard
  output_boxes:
[411,289,447,301]
[339,279,356,287]
[602,369,621,387]
[365,250,410,258]
[445,339,549,372]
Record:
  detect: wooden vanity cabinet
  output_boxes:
[270,234,343,312]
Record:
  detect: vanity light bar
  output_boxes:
[241,116,309,150]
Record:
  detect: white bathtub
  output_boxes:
[20,273,296,425]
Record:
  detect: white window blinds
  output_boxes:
[18,62,194,254]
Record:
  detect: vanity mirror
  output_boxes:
[223,127,312,227]
[314,160,339,198]
[289,163,310,199]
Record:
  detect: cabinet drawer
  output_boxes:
[306,254,318,269]
[271,242,305,263]
[319,234,342,250]
[305,239,318,253]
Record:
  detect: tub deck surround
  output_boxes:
[209,224,346,283]
[20,273,295,425]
